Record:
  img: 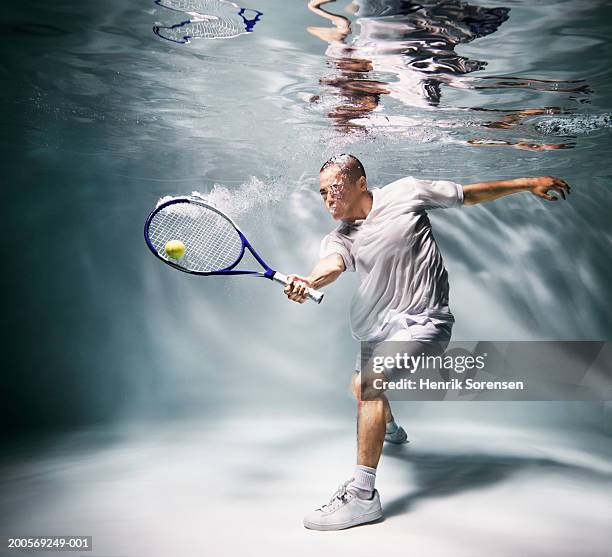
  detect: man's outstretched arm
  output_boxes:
[284,253,345,304]
[463,176,571,205]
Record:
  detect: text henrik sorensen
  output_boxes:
[373,377,525,391]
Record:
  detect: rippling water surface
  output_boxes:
[1,0,611,428]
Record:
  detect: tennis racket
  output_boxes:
[153,0,263,43]
[144,196,324,304]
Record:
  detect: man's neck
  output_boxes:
[345,190,373,222]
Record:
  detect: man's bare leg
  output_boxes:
[352,376,407,460]
[357,398,386,467]
[301,373,397,529]
[352,372,389,467]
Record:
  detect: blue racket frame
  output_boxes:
[143,197,275,278]
[144,197,324,304]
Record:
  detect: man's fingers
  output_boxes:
[287,284,304,296]
[284,277,295,293]
[285,284,301,299]
[287,291,305,303]
[285,283,308,303]
[532,177,571,203]
[288,283,305,294]
[536,190,556,201]
[284,277,301,293]
[553,177,571,194]
[289,292,302,301]
[552,185,568,200]
[283,274,311,303]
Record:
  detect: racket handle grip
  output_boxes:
[273,272,324,304]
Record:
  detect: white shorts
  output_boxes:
[354,317,452,373]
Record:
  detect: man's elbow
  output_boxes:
[332,254,346,274]
[322,256,345,285]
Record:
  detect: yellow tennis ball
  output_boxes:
[165,240,185,260]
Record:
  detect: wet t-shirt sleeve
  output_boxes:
[387,176,464,210]
[320,231,355,272]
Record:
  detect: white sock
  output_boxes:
[351,465,376,499]
[386,420,399,434]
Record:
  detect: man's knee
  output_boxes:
[351,370,385,401]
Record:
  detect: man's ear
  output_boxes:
[358,176,367,191]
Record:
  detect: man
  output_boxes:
[284,153,570,531]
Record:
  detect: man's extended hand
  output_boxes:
[464,176,572,205]
[284,275,313,304]
[529,176,571,201]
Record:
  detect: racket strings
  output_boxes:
[148,203,243,273]
[154,0,249,42]
[154,18,245,42]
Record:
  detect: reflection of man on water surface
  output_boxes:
[307,0,510,128]
[307,0,587,148]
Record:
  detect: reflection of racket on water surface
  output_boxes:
[144,196,324,304]
[153,0,263,43]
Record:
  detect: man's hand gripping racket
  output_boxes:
[144,195,324,304]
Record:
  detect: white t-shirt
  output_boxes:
[320,176,464,341]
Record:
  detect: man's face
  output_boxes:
[319,165,360,220]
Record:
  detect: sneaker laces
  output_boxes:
[320,478,354,512]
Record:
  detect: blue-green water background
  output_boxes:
[1,0,611,433]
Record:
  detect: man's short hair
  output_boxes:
[320,154,366,183]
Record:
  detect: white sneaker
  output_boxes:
[385,425,409,444]
[303,479,383,531]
